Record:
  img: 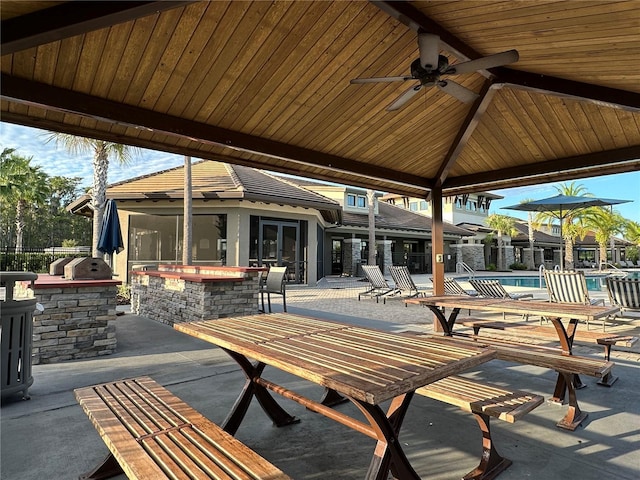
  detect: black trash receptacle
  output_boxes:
[1,271,38,401]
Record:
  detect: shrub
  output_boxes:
[486,263,497,271]
[509,262,528,270]
[117,284,131,305]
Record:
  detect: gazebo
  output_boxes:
[2,1,639,329]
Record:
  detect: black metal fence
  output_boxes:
[0,247,90,273]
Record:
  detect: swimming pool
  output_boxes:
[462,275,606,291]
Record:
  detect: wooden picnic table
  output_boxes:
[405,295,619,355]
[406,295,619,401]
[175,313,496,480]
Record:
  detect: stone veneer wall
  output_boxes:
[131,266,263,326]
[32,282,118,365]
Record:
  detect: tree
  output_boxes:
[533,181,591,270]
[485,214,518,270]
[623,220,640,246]
[583,207,626,268]
[0,149,49,251]
[182,156,193,265]
[46,134,137,257]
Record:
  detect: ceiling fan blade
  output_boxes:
[418,33,440,71]
[387,84,422,111]
[447,49,519,74]
[437,80,479,104]
[350,76,413,84]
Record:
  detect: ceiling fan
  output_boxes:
[350,33,519,111]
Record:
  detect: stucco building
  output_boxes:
[69,161,473,283]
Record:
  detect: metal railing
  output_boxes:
[598,261,627,276]
[538,264,546,289]
[456,261,475,278]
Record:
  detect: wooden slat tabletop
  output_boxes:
[407,296,619,321]
[175,314,495,404]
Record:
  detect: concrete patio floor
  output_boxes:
[2,274,639,479]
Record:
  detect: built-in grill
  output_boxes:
[64,257,112,280]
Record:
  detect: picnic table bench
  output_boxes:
[75,376,292,480]
[460,318,638,361]
[416,375,543,480]
[406,297,620,430]
[424,334,614,430]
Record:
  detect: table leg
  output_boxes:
[548,318,585,394]
[221,348,299,435]
[463,412,512,480]
[320,388,348,406]
[79,452,123,480]
[425,305,460,335]
[555,371,588,431]
[350,393,421,480]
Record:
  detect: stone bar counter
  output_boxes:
[31,275,121,364]
[130,265,266,326]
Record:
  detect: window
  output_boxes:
[347,194,356,206]
[409,201,418,211]
[357,195,367,208]
[129,214,227,264]
[419,200,428,210]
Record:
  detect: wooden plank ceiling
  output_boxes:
[1,1,639,198]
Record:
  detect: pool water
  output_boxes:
[466,275,605,291]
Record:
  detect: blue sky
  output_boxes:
[2,122,638,223]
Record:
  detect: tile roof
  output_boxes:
[341,202,474,236]
[69,160,341,221]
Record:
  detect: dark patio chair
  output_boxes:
[260,266,287,313]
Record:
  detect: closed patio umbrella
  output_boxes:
[502,194,630,269]
[97,200,124,263]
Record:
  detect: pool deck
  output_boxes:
[2,270,639,479]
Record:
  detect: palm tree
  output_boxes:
[583,207,625,268]
[485,214,518,270]
[533,181,591,270]
[624,220,640,246]
[182,156,193,265]
[46,134,137,258]
[0,149,50,251]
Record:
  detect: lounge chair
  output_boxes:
[358,265,394,302]
[544,270,605,329]
[469,279,533,300]
[441,277,478,296]
[469,278,534,320]
[260,266,287,313]
[606,277,640,320]
[387,265,427,304]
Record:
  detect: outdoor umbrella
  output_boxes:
[97,199,124,260]
[502,194,630,269]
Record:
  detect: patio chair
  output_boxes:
[387,265,427,304]
[260,266,287,313]
[469,279,533,301]
[358,265,394,302]
[544,270,605,329]
[606,277,640,320]
[441,278,478,297]
[469,278,534,320]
